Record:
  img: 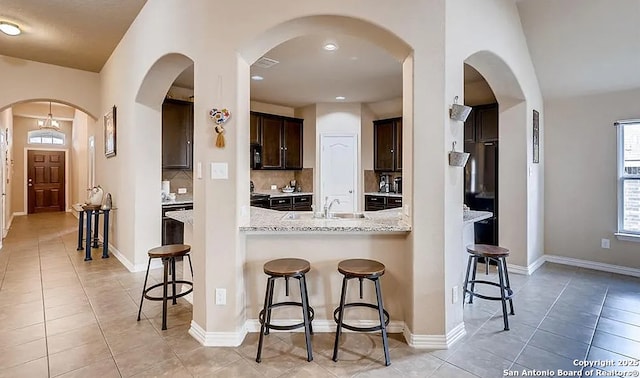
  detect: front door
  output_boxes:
[320,134,357,213]
[27,150,65,213]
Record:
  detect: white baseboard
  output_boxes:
[12,212,26,217]
[508,255,546,276]
[545,254,640,278]
[243,318,405,334]
[102,238,162,273]
[403,322,465,349]
[189,320,247,347]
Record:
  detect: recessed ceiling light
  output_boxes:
[323,42,339,51]
[335,96,346,101]
[251,75,264,81]
[0,21,21,36]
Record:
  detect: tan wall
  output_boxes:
[545,88,640,269]
[11,116,72,214]
[245,233,410,323]
[71,110,88,206]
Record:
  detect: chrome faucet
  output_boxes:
[324,197,341,218]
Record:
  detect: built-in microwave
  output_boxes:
[250,143,262,169]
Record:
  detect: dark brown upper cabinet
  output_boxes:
[251,111,304,170]
[162,99,193,170]
[374,117,402,172]
[464,103,498,143]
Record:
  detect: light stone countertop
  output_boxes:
[241,207,410,233]
[165,208,490,231]
[253,191,313,198]
[463,210,492,224]
[162,193,193,206]
[165,209,193,225]
[364,192,403,198]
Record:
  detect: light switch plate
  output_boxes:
[211,162,228,179]
[196,162,202,179]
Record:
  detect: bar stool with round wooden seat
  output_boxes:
[137,244,193,330]
[332,258,391,366]
[256,258,314,363]
[463,244,515,330]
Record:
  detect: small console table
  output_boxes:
[74,204,110,261]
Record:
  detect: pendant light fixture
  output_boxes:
[38,102,60,130]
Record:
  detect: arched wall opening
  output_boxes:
[0,98,95,243]
[132,53,195,270]
[464,50,529,267]
[231,14,417,342]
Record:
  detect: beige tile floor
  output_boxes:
[1,212,639,377]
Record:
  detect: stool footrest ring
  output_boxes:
[142,280,193,301]
[258,301,315,331]
[464,279,513,301]
[333,302,390,332]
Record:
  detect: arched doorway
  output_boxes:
[464,51,531,269]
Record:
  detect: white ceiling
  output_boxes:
[1,0,639,105]
[0,0,147,72]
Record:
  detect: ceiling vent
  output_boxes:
[253,57,279,68]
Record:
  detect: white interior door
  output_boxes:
[320,134,357,213]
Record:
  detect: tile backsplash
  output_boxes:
[251,168,313,192]
[162,170,193,193]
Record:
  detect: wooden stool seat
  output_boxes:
[466,244,509,258]
[264,258,310,276]
[257,258,314,363]
[137,244,193,330]
[463,244,515,331]
[148,244,191,259]
[337,259,385,278]
[333,258,391,366]
[81,204,101,211]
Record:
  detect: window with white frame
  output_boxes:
[617,119,640,236]
[28,129,65,145]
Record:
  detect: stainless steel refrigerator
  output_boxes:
[464,140,498,245]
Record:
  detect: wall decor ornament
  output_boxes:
[209,107,231,148]
[104,105,116,158]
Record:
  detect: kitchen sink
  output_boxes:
[330,212,367,219]
[281,212,367,220]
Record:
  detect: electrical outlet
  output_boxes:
[403,204,410,216]
[177,188,187,194]
[601,238,610,249]
[215,288,226,305]
[452,286,459,304]
[270,184,277,190]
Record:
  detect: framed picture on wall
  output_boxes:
[533,109,540,164]
[104,105,117,158]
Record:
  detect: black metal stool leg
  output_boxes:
[171,257,178,305]
[137,257,152,321]
[469,256,478,304]
[299,275,313,362]
[301,274,313,335]
[161,258,169,330]
[332,276,349,362]
[497,258,509,331]
[502,257,515,315]
[463,255,473,305]
[256,276,274,363]
[374,277,391,366]
[187,253,194,277]
[264,278,275,336]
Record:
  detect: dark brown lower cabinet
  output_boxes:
[269,195,312,211]
[365,195,402,211]
[162,203,193,245]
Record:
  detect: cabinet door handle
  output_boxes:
[391,149,394,153]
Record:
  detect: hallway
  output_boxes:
[0,212,639,377]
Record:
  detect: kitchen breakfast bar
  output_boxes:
[165,206,491,342]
